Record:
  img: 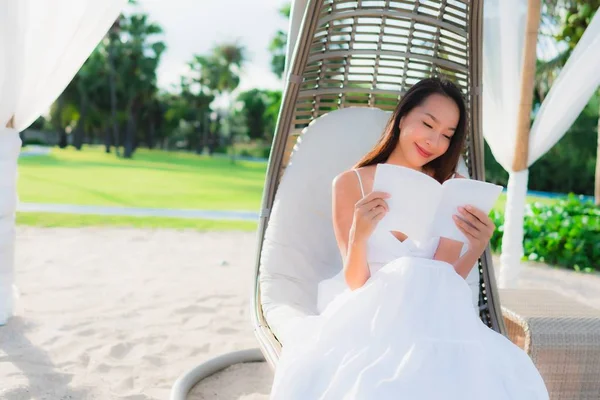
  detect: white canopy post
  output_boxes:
[482,0,528,288]
[0,0,126,325]
[502,0,541,289]
[284,0,309,83]
[484,1,600,288]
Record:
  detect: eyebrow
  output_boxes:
[425,112,456,132]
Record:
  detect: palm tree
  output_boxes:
[107,17,121,156]
[117,14,165,158]
[211,43,247,162]
[210,43,246,97]
[70,47,107,150]
[188,43,247,156]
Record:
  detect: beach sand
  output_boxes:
[2,227,599,399]
[2,227,270,400]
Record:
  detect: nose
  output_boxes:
[424,131,439,148]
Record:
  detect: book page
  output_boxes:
[432,178,503,243]
[372,164,442,242]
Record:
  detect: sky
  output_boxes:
[127,0,290,94]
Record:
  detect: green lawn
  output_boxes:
[16,212,257,231]
[18,146,561,230]
[18,146,266,211]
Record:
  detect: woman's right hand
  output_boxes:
[349,191,390,244]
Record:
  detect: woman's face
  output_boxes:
[396,93,460,169]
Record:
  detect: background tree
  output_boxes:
[269,3,291,79]
[236,89,282,143]
[190,43,247,158]
[115,13,166,158]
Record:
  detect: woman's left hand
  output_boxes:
[453,205,495,254]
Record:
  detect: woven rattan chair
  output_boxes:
[250,1,600,398]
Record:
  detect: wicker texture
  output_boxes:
[251,0,502,369]
[500,289,600,399]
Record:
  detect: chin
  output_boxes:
[406,158,427,170]
[409,154,429,168]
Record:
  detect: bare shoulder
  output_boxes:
[332,169,360,195]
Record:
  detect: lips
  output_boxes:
[415,143,433,158]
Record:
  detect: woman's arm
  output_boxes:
[332,171,371,290]
[434,239,480,279]
[332,171,390,290]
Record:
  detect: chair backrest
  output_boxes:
[252,1,505,352]
[259,107,479,343]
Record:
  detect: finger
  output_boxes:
[367,198,389,212]
[456,208,481,230]
[456,221,478,240]
[486,218,496,233]
[462,206,491,226]
[359,198,389,213]
[457,223,478,241]
[357,191,390,206]
[373,211,386,222]
[453,215,479,237]
[367,205,386,220]
[368,204,386,215]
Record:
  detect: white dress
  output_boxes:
[269,171,549,400]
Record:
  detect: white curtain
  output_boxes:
[483,0,600,288]
[0,0,126,324]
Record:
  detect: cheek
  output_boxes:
[437,140,451,155]
[398,130,415,150]
[400,125,423,142]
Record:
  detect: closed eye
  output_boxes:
[423,121,433,129]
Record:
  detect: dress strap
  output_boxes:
[353,169,365,198]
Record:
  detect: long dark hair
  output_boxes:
[354,77,467,183]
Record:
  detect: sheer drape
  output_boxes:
[0,0,125,323]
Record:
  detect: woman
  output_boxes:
[269,78,549,399]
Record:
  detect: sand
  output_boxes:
[2,227,271,400]
[2,227,599,399]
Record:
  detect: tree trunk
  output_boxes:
[73,98,87,150]
[124,107,136,159]
[229,122,236,165]
[202,112,210,155]
[595,91,600,205]
[195,115,204,155]
[108,37,120,157]
[146,120,156,149]
[56,96,68,149]
[209,114,221,156]
[104,126,112,153]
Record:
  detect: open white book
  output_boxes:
[372,164,503,243]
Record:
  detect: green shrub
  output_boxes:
[238,149,252,158]
[213,144,228,154]
[490,194,600,272]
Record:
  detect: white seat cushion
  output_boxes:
[259,107,479,345]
